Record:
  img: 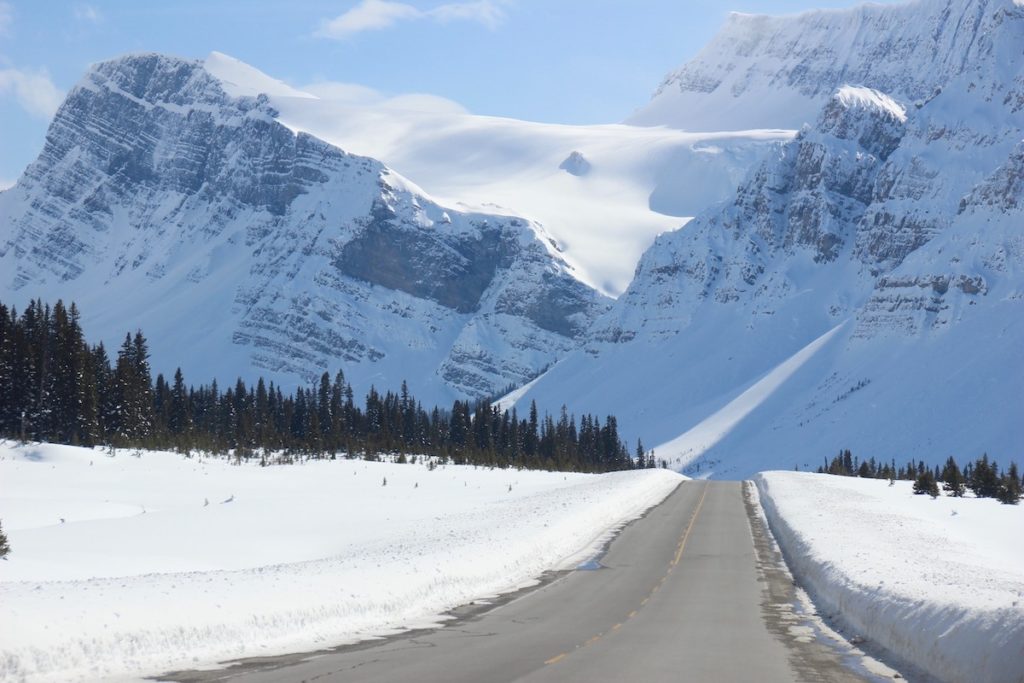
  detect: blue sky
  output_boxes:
[0,0,900,185]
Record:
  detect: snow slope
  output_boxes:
[512,0,1024,477]
[203,52,792,296]
[0,441,683,682]
[755,472,1024,683]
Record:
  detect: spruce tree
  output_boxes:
[969,454,1000,498]
[997,462,1021,505]
[913,470,939,498]
[941,456,966,497]
[0,519,10,559]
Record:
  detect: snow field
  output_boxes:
[755,471,1024,683]
[0,442,684,682]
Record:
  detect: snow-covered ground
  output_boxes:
[0,441,683,682]
[755,471,1024,683]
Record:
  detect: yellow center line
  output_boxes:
[671,484,709,567]
[542,483,710,668]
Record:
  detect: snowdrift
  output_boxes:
[0,442,683,682]
[755,471,1024,683]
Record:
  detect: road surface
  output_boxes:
[160,481,895,682]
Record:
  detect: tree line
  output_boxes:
[0,299,648,473]
[817,449,1021,504]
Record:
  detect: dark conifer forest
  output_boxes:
[817,449,1022,504]
[0,299,647,473]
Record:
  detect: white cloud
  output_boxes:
[0,178,15,191]
[301,80,384,105]
[383,92,467,115]
[0,66,63,118]
[0,2,13,36]
[429,1,503,28]
[315,0,506,40]
[303,79,467,114]
[73,3,102,23]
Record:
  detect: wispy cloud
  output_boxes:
[0,178,14,191]
[0,66,63,118]
[315,0,506,40]
[303,78,468,114]
[0,2,14,36]
[73,3,102,24]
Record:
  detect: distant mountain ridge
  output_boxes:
[0,54,608,404]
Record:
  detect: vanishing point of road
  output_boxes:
[161,481,898,683]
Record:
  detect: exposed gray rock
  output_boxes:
[559,151,591,177]
[0,53,610,404]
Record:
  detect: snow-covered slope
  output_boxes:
[0,54,610,404]
[630,0,1022,131]
[0,441,683,682]
[514,0,1024,477]
[755,472,1024,683]
[201,52,791,296]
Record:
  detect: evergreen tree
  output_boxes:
[997,462,1021,505]
[0,519,9,558]
[940,456,966,497]
[969,454,1000,498]
[913,470,939,498]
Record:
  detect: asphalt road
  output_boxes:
[161,481,892,683]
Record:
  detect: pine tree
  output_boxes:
[913,470,939,498]
[0,519,10,559]
[997,462,1021,505]
[969,454,1000,498]
[941,456,966,497]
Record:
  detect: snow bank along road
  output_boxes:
[756,472,1024,683]
[0,443,683,682]
[163,482,895,683]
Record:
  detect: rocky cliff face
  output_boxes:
[595,86,912,345]
[517,0,1024,476]
[0,54,608,403]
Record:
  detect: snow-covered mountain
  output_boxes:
[201,52,790,297]
[515,0,1024,477]
[630,0,1022,131]
[0,54,609,404]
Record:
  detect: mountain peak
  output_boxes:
[0,51,608,404]
[629,0,1024,131]
[82,53,221,108]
